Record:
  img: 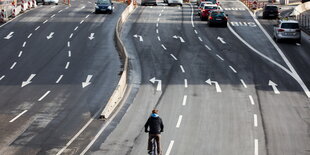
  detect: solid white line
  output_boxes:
[161,44,167,50]
[51,14,56,18]
[180,65,185,73]
[170,54,178,60]
[254,114,258,127]
[249,95,255,105]
[65,62,70,69]
[184,79,188,88]
[85,14,90,18]
[255,139,258,155]
[0,75,5,80]
[205,45,211,50]
[10,62,17,69]
[80,20,84,24]
[74,26,78,31]
[43,19,48,24]
[67,41,70,47]
[240,79,247,88]
[194,30,198,34]
[56,75,63,83]
[229,65,237,73]
[18,51,23,57]
[9,110,27,123]
[35,26,40,31]
[165,140,174,155]
[22,42,26,47]
[69,33,73,39]
[198,37,203,42]
[176,115,183,128]
[216,54,224,61]
[190,3,194,28]
[68,50,72,57]
[157,36,161,41]
[182,95,187,106]
[27,33,32,38]
[156,29,159,34]
[38,91,51,101]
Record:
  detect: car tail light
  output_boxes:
[209,16,213,20]
[278,29,285,32]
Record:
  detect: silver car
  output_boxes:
[273,20,301,43]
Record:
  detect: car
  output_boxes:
[197,0,216,5]
[95,0,113,14]
[197,1,213,15]
[208,10,228,27]
[167,0,183,6]
[41,0,59,5]
[262,5,280,19]
[200,4,221,21]
[141,0,157,6]
[273,20,301,43]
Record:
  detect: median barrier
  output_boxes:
[12,5,21,17]
[21,0,28,12]
[100,2,136,119]
[28,0,32,9]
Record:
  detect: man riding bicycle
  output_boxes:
[145,109,164,155]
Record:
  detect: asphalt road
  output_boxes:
[92,1,310,155]
[0,0,125,154]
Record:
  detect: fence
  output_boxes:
[289,13,310,34]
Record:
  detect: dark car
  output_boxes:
[262,5,280,19]
[208,10,228,27]
[95,0,113,14]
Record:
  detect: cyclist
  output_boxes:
[145,109,164,155]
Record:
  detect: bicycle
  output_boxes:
[149,137,157,155]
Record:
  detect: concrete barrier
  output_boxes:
[291,1,310,16]
[100,2,136,119]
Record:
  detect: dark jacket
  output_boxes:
[144,114,164,134]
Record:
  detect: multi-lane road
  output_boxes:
[0,0,309,155]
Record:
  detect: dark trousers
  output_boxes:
[148,134,161,155]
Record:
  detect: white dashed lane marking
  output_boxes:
[157,36,161,41]
[205,45,211,50]
[184,79,188,88]
[161,44,167,50]
[216,54,224,61]
[56,75,63,83]
[27,33,32,38]
[9,110,27,123]
[182,95,187,106]
[176,115,183,128]
[22,42,26,47]
[10,62,17,69]
[198,37,203,42]
[38,91,51,101]
[0,75,5,80]
[170,54,178,60]
[229,65,237,73]
[69,33,73,39]
[65,62,70,69]
[249,95,255,105]
[67,41,70,47]
[68,51,72,57]
[180,65,185,73]
[18,51,23,57]
[165,141,174,155]
[35,26,40,31]
[240,79,247,88]
[254,114,258,127]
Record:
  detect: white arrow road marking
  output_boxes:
[206,79,222,92]
[9,110,27,123]
[21,74,36,87]
[82,75,93,88]
[182,95,187,106]
[249,95,255,105]
[46,32,54,40]
[88,33,95,40]
[180,65,185,73]
[22,42,26,47]
[38,91,51,101]
[165,140,174,155]
[149,77,162,91]
[133,34,143,42]
[0,75,5,80]
[35,26,40,31]
[176,115,183,128]
[240,79,247,88]
[69,33,73,39]
[217,36,226,44]
[173,35,185,43]
[27,33,32,39]
[56,75,63,83]
[254,114,258,127]
[4,32,14,39]
[18,51,23,57]
[10,62,17,69]
[268,80,280,94]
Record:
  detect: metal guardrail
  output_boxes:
[289,13,310,34]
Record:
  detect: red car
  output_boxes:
[200,4,221,21]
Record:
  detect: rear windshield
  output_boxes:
[281,23,299,29]
[97,0,110,3]
[211,12,225,16]
[265,6,278,10]
[204,6,219,9]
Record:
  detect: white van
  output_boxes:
[167,0,183,6]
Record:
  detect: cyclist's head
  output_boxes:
[152,109,159,114]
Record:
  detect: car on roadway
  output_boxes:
[208,10,228,27]
[273,20,301,43]
[197,1,213,15]
[95,0,113,14]
[167,0,183,6]
[262,5,280,19]
[200,4,221,20]
[141,0,158,6]
[37,0,58,5]
[197,0,216,5]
